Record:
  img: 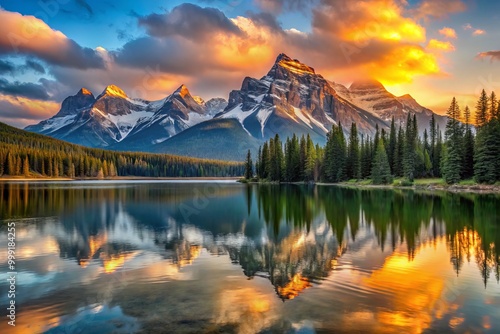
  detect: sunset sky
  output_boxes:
[0,0,499,127]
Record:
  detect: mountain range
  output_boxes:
[26,54,447,161]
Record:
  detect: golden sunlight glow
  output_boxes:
[276,273,312,300]
[215,285,276,333]
[175,244,202,267]
[102,251,137,274]
[0,94,59,119]
[371,46,440,85]
[362,239,452,333]
[104,85,128,98]
[427,39,455,52]
[340,1,426,43]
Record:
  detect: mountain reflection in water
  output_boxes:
[0,181,499,333]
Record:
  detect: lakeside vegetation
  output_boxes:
[0,122,244,178]
[245,89,500,187]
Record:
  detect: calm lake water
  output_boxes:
[0,181,499,334]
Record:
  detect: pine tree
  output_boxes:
[371,140,393,185]
[323,124,347,182]
[260,142,269,179]
[7,153,15,175]
[256,147,262,179]
[271,134,284,181]
[304,134,316,181]
[361,135,373,179]
[462,106,475,179]
[476,89,489,127]
[435,129,443,177]
[388,117,397,174]
[490,91,497,118]
[442,97,464,184]
[429,114,437,177]
[97,168,104,179]
[393,126,404,177]
[403,114,416,182]
[347,123,361,180]
[245,150,253,180]
[23,156,30,177]
[299,135,306,180]
[290,134,300,181]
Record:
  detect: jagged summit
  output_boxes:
[100,85,128,99]
[78,88,94,97]
[25,52,446,160]
[174,84,191,98]
[271,53,315,76]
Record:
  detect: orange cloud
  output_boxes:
[367,45,441,85]
[0,94,59,127]
[427,39,456,52]
[411,0,467,20]
[439,27,457,39]
[304,0,448,84]
[463,23,486,36]
[0,9,103,69]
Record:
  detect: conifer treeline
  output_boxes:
[250,90,500,185]
[0,122,244,178]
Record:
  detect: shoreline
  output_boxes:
[241,179,500,195]
[2,176,499,194]
[330,182,500,195]
[0,176,240,182]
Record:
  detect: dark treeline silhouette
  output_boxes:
[249,90,500,185]
[0,122,244,178]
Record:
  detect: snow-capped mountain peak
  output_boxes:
[220,54,386,141]
[100,84,128,99]
[273,53,316,76]
[173,84,191,99]
[78,87,94,96]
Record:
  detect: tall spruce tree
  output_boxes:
[323,124,347,182]
[260,142,269,179]
[462,106,475,179]
[245,150,253,180]
[304,134,316,181]
[476,89,489,127]
[347,123,361,180]
[299,135,307,180]
[371,140,393,185]
[394,126,404,177]
[429,114,437,177]
[403,114,417,182]
[442,97,464,184]
[388,117,397,174]
[474,92,497,183]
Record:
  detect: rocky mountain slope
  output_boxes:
[25,53,447,160]
[332,79,447,132]
[219,54,387,144]
[26,85,227,149]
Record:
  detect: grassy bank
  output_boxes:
[240,177,500,194]
[334,178,500,194]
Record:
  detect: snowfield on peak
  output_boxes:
[107,110,154,140]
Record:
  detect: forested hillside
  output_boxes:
[248,90,500,185]
[0,122,244,178]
